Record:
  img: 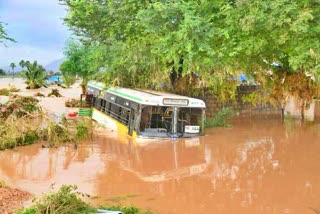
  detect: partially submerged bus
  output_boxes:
[81,81,206,139]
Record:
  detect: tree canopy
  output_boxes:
[60,0,320,103]
[60,39,98,93]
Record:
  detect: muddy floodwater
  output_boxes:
[0,119,319,214]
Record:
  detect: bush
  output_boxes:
[76,121,91,141]
[65,98,80,107]
[47,89,62,97]
[17,185,95,214]
[18,185,152,214]
[0,179,8,188]
[40,122,69,146]
[205,107,235,128]
[16,130,39,146]
[0,88,10,96]
[62,73,76,87]
[9,84,21,92]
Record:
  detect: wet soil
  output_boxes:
[0,187,31,214]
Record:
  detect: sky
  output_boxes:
[0,0,70,68]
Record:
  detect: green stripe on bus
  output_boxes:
[108,88,143,102]
[78,108,93,116]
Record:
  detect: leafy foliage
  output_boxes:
[60,0,234,95]
[17,185,95,214]
[205,107,235,128]
[60,39,97,94]
[18,185,151,214]
[219,0,320,117]
[20,60,47,89]
[0,21,15,45]
[61,0,320,117]
[61,72,76,87]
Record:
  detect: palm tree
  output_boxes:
[19,60,25,69]
[9,62,16,79]
[22,61,46,89]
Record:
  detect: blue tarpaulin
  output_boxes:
[46,76,63,84]
[239,74,247,82]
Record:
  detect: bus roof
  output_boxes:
[88,81,206,108]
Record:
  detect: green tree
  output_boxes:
[9,62,16,79]
[21,61,46,89]
[60,39,97,94]
[216,0,320,119]
[61,0,229,95]
[0,21,15,45]
[0,68,6,76]
[61,0,320,118]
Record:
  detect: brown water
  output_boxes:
[0,119,320,213]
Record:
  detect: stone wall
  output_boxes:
[203,85,281,119]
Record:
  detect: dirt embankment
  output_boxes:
[0,187,32,214]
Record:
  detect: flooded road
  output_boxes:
[0,119,320,213]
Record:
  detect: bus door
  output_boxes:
[128,107,136,136]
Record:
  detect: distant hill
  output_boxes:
[45,58,65,72]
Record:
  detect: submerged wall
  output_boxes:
[203,85,281,119]
[285,98,320,121]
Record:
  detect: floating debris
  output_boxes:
[47,89,62,97]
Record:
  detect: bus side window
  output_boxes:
[105,102,111,114]
[100,99,103,110]
[140,106,152,131]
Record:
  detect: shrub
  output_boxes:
[9,84,21,92]
[0,179,8,188]
[76,120,91,141]
[62,73,76,87]
[0,88,10,96]
[205,107,235,128]
[16,130,39,146]
[47,89,62,97]
[17,185,95,214]
[65,98,80,107]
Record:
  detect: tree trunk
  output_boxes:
[281,108,285,123]
[301,100,305,121]
[81,79,87,95]
[81,84,87,95]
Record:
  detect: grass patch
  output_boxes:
[205,107,235,128]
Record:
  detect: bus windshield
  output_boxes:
[139,106,204,138]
